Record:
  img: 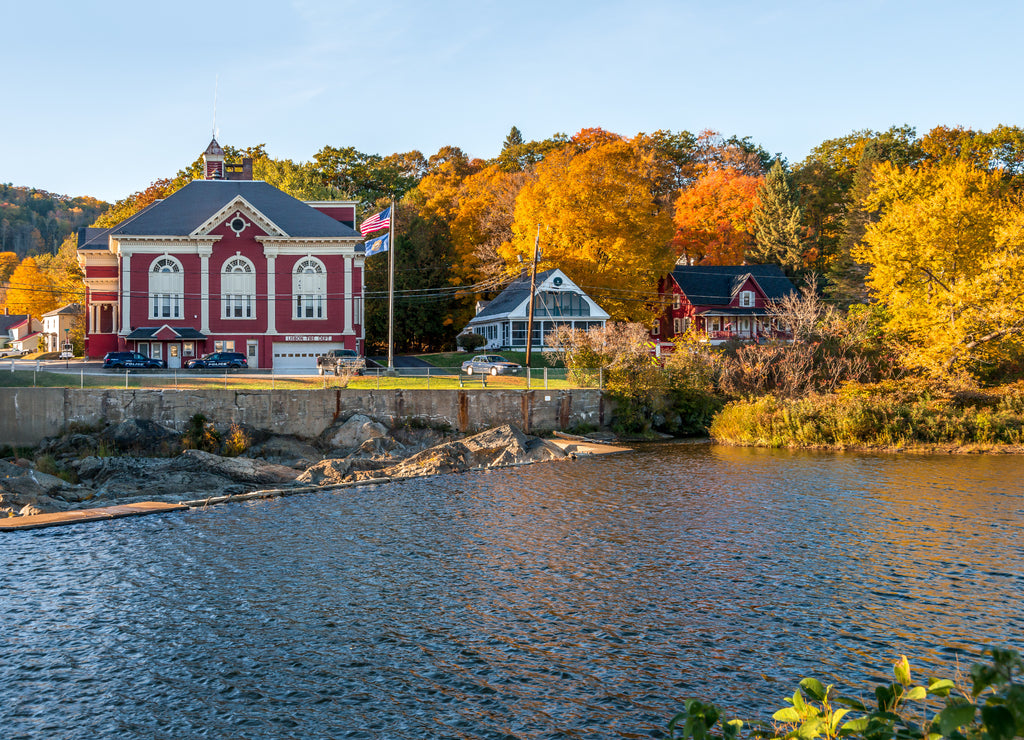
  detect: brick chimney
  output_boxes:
[226,157,253,181]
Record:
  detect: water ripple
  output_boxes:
[1,444,1022,738]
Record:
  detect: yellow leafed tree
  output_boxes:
[502,134,676,321]
[4,256,60,319]
[856,159,1024,376]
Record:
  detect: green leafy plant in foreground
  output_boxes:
[669,649,1023,740]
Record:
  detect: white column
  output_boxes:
[354,257,365,343]
[343,256,354,335]
[120,253,131,334]
[199,247,211,335]
[264,244,278,335]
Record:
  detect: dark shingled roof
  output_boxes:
[671,264,796,306]
[42,303,83,317]
[77,200,164,250]
[0,315,29,334]
[471,269,559,321]
[110,181,360,239]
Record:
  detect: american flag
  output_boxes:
[359,206,391,235]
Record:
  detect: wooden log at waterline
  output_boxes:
[0,502,188,532]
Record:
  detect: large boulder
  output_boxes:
[296,458,353,486]
[174,450,300,486]
[245,435,322,468]
[36,433,104,461]
[68,450,299,502]
[99,419,180,454]
[70,455,220,500]
[366,425,566,480]
[0,460,73,515]
[319,414,392,452]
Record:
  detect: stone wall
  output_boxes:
[0,388,609,446]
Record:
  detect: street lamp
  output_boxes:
[64,328,70,369]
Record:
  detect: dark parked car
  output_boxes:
[184,351,248,369]
[103,351,166,369]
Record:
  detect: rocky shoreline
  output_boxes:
[1,415,623,517]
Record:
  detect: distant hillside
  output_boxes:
[0,183,109,255]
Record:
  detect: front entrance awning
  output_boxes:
[126,326,207,341]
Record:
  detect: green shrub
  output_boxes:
[711,381,1024,448]
[669,649,1024,740]
[457,333,487,352]
[182,413,221,453]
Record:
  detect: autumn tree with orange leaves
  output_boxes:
[449,164,530,284]
[503,130,675,322]
[673,167,762,265]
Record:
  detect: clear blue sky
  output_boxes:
[3,0,1020,203]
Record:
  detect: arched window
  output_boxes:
[222,256,255,319]
[293,257,326,319]
[150,256,183,319]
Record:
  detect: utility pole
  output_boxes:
[524,225,540,368]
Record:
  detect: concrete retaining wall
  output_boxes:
[0,388,609,447]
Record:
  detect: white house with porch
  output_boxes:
[42,303,83,352]
[460,269,610,351]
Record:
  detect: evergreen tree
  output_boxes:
[750,161,805,272]
[826,141,881,306]
[502,126,524,151]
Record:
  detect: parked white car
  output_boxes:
[460,355,522,376]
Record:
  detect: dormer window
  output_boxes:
[740,290,755,308]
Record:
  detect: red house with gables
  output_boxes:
[653,264,797,345]
[77,139,365,370]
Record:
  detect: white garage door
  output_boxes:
[272,342,339,371]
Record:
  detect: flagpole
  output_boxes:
[524,224,541,368]
[387,198,395,372]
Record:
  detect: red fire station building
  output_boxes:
[77,139,365,370]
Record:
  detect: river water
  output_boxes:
[2,443,1022,739]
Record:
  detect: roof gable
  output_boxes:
[191,196,284,238]
[111,181,360,239]
[671,264,796,306]
[467,268,610,323]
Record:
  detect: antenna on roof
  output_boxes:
[212,74,219,139]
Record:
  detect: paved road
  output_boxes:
[368,356,434,369]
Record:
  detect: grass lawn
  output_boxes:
[0,369,585,391]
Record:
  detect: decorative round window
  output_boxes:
[553,276,563,287]
[229,217,247,235]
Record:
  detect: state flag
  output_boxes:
[364,232,389,257]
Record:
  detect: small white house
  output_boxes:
[460,269,610,351]
[42,303,83,352]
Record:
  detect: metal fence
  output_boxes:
[4,361,605,391]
